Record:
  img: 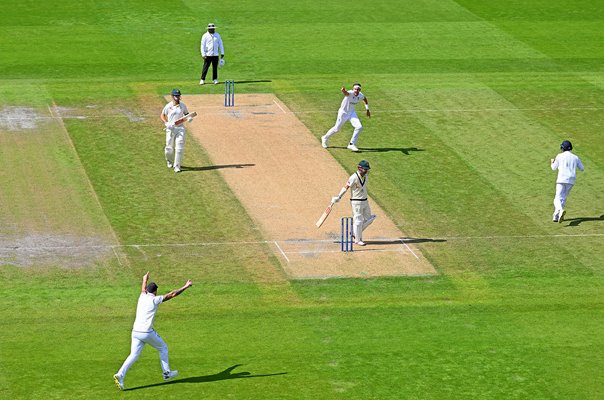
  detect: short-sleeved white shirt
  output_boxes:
[162,101,189,124]
[339,90,365,114]
[551,151,584,184]
[346,171,368,200]
[132,292,164,332]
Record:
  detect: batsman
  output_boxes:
[160,89,194,173]
[330,160,376,246]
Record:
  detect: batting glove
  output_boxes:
[186,117,193,123]
[165,122,174,129]
[331,196,340,204]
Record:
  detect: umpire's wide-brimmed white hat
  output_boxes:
[207,23,216,29]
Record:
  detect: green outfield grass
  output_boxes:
[0,1,602,399]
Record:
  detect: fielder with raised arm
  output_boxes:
[160,89,193,173]
[330,160,377,246]
[113,272,193,391]
[322,83,370,152]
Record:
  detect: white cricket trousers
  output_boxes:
[116,330,171,378]
[324,110,363,145]
[553,183,574,215]
[165,127,186,169]
[351,200,373,241]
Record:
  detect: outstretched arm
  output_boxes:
[141,272,150,293]
[341,86,349,96]
[363,97,370,118]
[163,280,193,302]
[331,184,350,204]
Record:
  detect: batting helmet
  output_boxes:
[358,160,371,170]
[171,88,181,96]
[560,140,573,151]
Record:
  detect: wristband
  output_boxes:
[364,104,369,110]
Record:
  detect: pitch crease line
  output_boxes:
[273,98,287,114]
[399,239,420,260]
[274,241,290,263]
[2,233,601,252]
[30,105,604,122]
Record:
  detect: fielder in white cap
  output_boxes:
[322,83,370,152]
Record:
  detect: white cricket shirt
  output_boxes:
[339,90,365,114]
[162,101,189,124]
[551,151,584,184]
[347,172,368,200]
[132,292,164,332]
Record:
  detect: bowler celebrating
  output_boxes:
[322,83,370,152]
[113,272,193,391]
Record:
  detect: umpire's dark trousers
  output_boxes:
[201,56,219,81]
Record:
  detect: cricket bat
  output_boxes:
[315,201,335,228]
[174,111,198,125]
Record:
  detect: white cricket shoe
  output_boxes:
[321,135,329,148]
[558,209,565,223]
[213,79,219,84]
[199,79,205,85]
[174,166,181,173]
[355,240,366,246]
[113,374,124,391]
[347,143,359,152]
[167,161,173,168]
[163,370,179,381]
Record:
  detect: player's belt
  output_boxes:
[350,198,367,201]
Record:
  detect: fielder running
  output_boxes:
[160,89,193,173]
[113,272,193,391]
[550,140,584,223]
[330,160,376,246]
[322,83,370,152]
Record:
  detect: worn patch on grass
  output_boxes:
[0,106,123,269]
[0,106,48,130]
[0,233,116,268]
[185,94,437,279]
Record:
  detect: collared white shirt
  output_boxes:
[339,90,365,114]
[551,151,584,184]
[132,292,164,332]
[162,101,189,124]
[347,171,368,200]
[200,32,224,57]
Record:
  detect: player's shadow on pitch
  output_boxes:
[565,214,604,227]
[180,163,255,172]
[359,147,424,155]
[330,146,424,155]
[368,237,446,245]
[126,364,287,391]
[229,79,272,84]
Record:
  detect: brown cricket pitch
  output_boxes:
[186,94,436,279]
